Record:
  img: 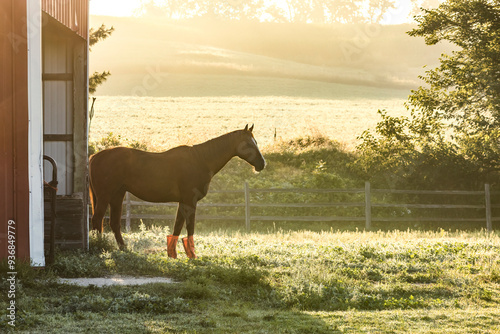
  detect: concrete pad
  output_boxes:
[58,276,175,287]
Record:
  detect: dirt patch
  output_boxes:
[58,276,175,287]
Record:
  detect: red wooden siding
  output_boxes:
[0,0,31,260]
[41,0,88,40]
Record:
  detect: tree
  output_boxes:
[89,24,114,95]
[136,0,402,23]
[357,0,500,188]
[325,0,364,23]
[366,0,396,23]
[280,0,395,23]
[408,0,500,132]
[408,0,500,178]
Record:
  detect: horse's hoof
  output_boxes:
[182,236,197,259]
[167,235,178,259]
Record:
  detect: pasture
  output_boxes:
[2,228,499,333]
[81,84,500,333]
[89,85,409,151]
[70,17,497,331]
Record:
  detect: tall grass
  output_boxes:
[89,95,409,151]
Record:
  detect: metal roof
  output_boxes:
[41,0,88,40]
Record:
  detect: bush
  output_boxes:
[355,110,494,190]
[89,132,149,155]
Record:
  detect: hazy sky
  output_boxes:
[89,0,139,17]
[89,0,413,24]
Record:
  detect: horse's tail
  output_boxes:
[88,154,97,216]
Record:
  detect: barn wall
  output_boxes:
[0,0,31,261]
[1,0,88,263]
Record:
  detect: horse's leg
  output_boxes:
[91,196,109,233]
[172,203,189,236]
[167,203,188,258]
[109,191,126,249]
[185,203,196,236]
[182,202,197,259]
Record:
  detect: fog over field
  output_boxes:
[89,16,453,97]
[88,15,454,147]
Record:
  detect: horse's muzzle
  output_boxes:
[254,159,266,172]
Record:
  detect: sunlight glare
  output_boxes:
[89,0,412,24]
[381,0,412,24]
[89,0,142,17]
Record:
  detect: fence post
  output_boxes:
[126,192,131,232]
[485,183,492,233]
[365,181,372,231]
[244,182,251,231]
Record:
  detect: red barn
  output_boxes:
[1,0,89,267]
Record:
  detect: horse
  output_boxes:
[88,125,266,258]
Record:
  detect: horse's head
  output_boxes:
[236,124,266,172]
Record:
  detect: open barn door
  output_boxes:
[42,31,75,196]
[41,10,89,251]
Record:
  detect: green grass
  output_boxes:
[2,229,499,333]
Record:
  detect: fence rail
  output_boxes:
[120,182,499,232]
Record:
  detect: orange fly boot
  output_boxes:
[182,235,197,259]
[167,235,178,259]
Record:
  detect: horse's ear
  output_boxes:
[249,124,254,132]
[244,124,248,131]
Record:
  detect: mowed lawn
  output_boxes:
[2,229,499,333]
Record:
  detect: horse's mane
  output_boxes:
[192,130,241,161]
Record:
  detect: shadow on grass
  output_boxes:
[1,251,337,333]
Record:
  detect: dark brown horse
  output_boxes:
[89,125,265,258]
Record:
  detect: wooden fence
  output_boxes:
[120,182,499,232]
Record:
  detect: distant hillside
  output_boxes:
[89,16,454,97]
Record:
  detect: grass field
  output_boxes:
[1,229,499,333]
[90,87,409,150]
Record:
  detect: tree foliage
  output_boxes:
[139,0,402,23]
[89,25,114,95]
[89,71,111,95]
[89,24,115,49]
[408,0,500,132]
[357,0,500,189]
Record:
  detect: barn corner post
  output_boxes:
[72,0,90,250]
[84,0,91,250]
[27,0,45,267]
